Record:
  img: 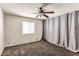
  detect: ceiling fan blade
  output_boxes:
[43,11,54,13]
[43,14,49,18]
[41,3,51,8]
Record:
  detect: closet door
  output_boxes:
[52,17,60,44]
[67,12,78,52]
[45,18,53,43]
[45,17,60,45]
[59,14,67,47]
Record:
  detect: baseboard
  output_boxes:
[5,39,42,48]
[66,48,79,52]
[45,39,79,53]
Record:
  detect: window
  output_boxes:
[22,21,35,34]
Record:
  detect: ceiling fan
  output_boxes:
[33,3,54,18]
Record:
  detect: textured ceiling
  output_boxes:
[0,3,79,20]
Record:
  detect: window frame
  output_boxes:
[22,21,35,34]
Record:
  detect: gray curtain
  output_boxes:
[44,11,79,52]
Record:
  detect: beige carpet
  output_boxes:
[2,40,79,56]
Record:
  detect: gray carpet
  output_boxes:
[2,40,79,56]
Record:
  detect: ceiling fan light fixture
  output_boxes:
[33,3,54,18]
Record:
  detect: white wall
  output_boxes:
[4,14,43,47]
[0,8,4,55]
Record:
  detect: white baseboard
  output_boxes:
[66,48,79,52]
[46,40,79,52]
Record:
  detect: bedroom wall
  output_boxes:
[4,14,43,47]
[0,8,4,55]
